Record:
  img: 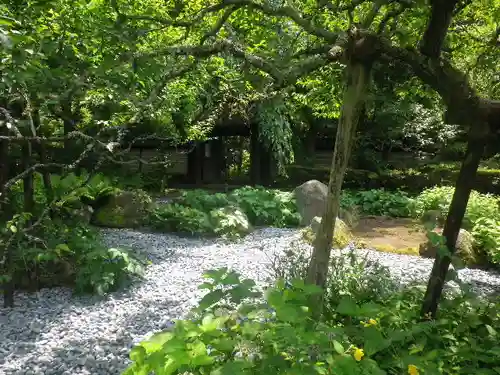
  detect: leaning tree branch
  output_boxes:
[372,33,500,130]
[200,5,237,44]
[149,39,285,83]
[419,0,460,58]
[122,0,339,43]
[200,0,339,42]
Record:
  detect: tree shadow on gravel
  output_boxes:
[1,297,183,375]
[39,298,185,375]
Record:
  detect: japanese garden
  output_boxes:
[1,0,500,374]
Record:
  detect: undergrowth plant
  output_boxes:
[124,265,500,375]
[2,216,145,295]
[149,187,300,238]
[340,189,414,217]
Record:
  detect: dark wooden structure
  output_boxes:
[185,120,275,186]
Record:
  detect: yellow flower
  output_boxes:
[408,364,419,375]
[362,318,378,327]
[353,348,364,361]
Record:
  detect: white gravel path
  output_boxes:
[1,227,500,375]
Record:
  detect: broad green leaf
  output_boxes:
[333,340,345,354]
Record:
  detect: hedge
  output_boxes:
[284,165,500,194]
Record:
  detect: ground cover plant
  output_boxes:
[125,256,500,375]
[147,185,500,268]
[149,187,301,238]
[1,171,147,296]
[340,187,500,266]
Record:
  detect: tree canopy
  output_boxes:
[1,0,500,314]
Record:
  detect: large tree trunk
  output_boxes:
[421,123,488,318]
[306,61,371,315]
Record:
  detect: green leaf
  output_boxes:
[198,282,214,290]
[198,289,225,310]
[55,243,71,253]
[129,345,146,363]
[336,297,359,316]
[9,225,17,233]
[221,271,241,285]
[333,340,345,354]
[486,324,497,337]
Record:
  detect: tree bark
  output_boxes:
[306,60,372,316]
[250,122,261,185]
[3,139,36,307]
[419,0,459,58]
[0,126,8,215]
[0,126,10,307]
[32,107,53,202]
[420,122,489,318]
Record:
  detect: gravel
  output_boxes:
[1,227,500,375]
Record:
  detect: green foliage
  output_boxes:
[177,190,230,212]
[414,186,500,229]
[125,268,386,375]
[256,97,295,175]
[150,204,213,235]
[286,165,500,195]
[75,245,146,296]
[209,206,252,240]
[472,218,500,265]
[149,187,301,238]
[9,171,121,215]
[1,218,144,294]
[340,189,414,217]
[230,186,300,227]
[125,263,500,375]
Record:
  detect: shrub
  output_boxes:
[149,204,214,235]
[8,171,121,217]
[414,186,500,227]
[341,189,414,217]
[472,217,500,264]
[149,187,301,238]
[270,242,397,315]
[125,267,500,375]
[413,186,500,264]
[177,190,230,211]
[209,206,252,239]
[2,218,145,295]
[230,186,301,227]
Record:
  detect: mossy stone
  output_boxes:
[302,216,352,248]
[92,189,153,228]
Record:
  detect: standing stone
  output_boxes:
[294,180,328,226]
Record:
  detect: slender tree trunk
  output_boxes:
[38,142,53,202]
[0,126,8,215]
[31,107,53,201]
[421,123,489,318]
[306,61,372,315]
[3,140,36,307]
[0,126,10,307]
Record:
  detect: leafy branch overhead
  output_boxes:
[113,0,500,131]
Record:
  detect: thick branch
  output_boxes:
[419,0,460,58]
[200,6,237,44]
[201,0,338,42]
[150,40,284,82]
[374,34,500,130]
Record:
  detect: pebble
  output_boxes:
[1,227,499,374]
